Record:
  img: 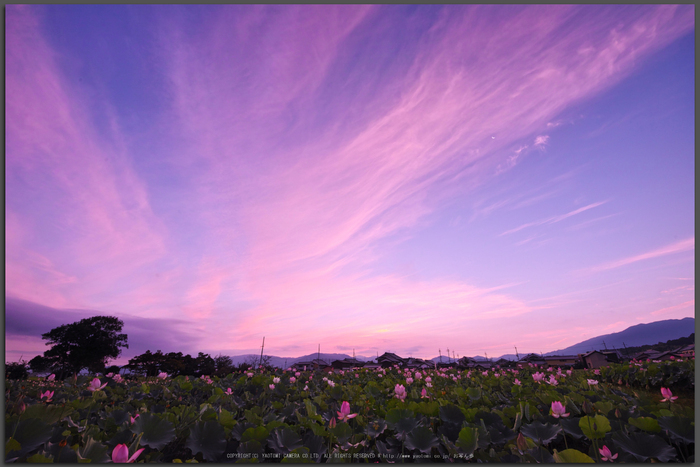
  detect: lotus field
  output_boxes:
[5,359,694,463]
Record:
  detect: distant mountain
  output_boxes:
[227,353,375,369]
[544,317,695,356]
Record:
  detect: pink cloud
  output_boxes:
[6,5,169,308]
[500,201,608,236]
[650,300,694,316]
[586,237,694,273]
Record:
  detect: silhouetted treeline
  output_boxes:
[620,333,694,357]
[125,351,240,377]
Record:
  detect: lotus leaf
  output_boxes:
[7,418,53,459]
[658,416,694,443]
[520,421,561,446]
[130,412,176,450]
[578,414,611,440]
[612,432,678,462]
[552,448,594,463]
[406,426,439,454]
[186,421,227,462]
[455,427,479,455]
[628,416,661,432]
[77,436,109,463]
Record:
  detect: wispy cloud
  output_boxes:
[586,237,694,273]
[500,201,608,236]
[650,300,694,316]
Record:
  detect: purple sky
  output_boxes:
[6,5,695,365]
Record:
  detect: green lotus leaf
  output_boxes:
[553,449,594,463]
[185,421,227,462]
[520,421,561,446]
[579,415,611,440]
[45,441,78,463]
[367,419,387,438]
[6,438,21,457]
[26,453,54,463]
[658,416,694,444]
[628,417,661,433]
[241,426,270,444]
[439,404,465,425]
[455,427,479,456]
[78,436,109,463]
[329,422,353,444]
[7,418,53,459]
[595,401,613,415]
[268,427,303,454]
[612,432,678,462]
[22,404,71,425]
[405,426,439,454]
[130,412,176,450]
[466,388,481,401]
[559,418,584,439]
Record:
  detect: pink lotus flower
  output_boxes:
[130,414,139,424]
[290,377,296,383]
[426,382,432,387]
[599,445,618,462]
[246,372,254,377]
[514,379,521,386]
[548,375,558,386]
[47,374,55,381]
[295,372,301,377]
[421,387,429,399]
[303,385,309,391]
[225,388,233,395]
[329,417,336,429]
[587,379,599,386]
[106,373,114,378]
[112,444,145,463]
[550,401,569,418]
[406,377,414,384]
[415,372,422,379]
[113,375,123,383]
[87,378,108,392]
[532,372,545,383]
[594,369,600,375]
[273,377,280,384]
[394,384,407,401]
[39,390,54,402]
[425,376,432,383]
[269,384,275,390]
[328,380,336,387]
[337,401,358,422]
[158,372,168,379]
[660,387,678,402]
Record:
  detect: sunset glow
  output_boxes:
[6,5,694,364]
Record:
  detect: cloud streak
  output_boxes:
[586,237,694,273]
[500,201,609,236]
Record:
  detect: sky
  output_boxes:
[5,5,695,365]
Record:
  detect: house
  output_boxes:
[377,352,405,368]
[331,358,365,370]
[601,350,623,364]
[403,357,430,369]
[579,351,609,369]
[518,354,546,366]
[494,358,516,368]
[362,362,382,370]
[456,357,476,369]
[676,344,694,358]
[543,355,579,367]
[291,359,330,371]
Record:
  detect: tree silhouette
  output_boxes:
[40,316,128,378]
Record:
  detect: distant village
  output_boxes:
[291,344,695,372]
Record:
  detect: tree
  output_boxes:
[213,354,234,377]
[41,316,128,377]
[6,361,29,380]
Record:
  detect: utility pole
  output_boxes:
[439,349,442,363]
[447,348,450,363]
[602,341,608,350]
[318,344,321,363]
[515,346,520,360]
[622,342,629,358]
[259,337,265,369]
